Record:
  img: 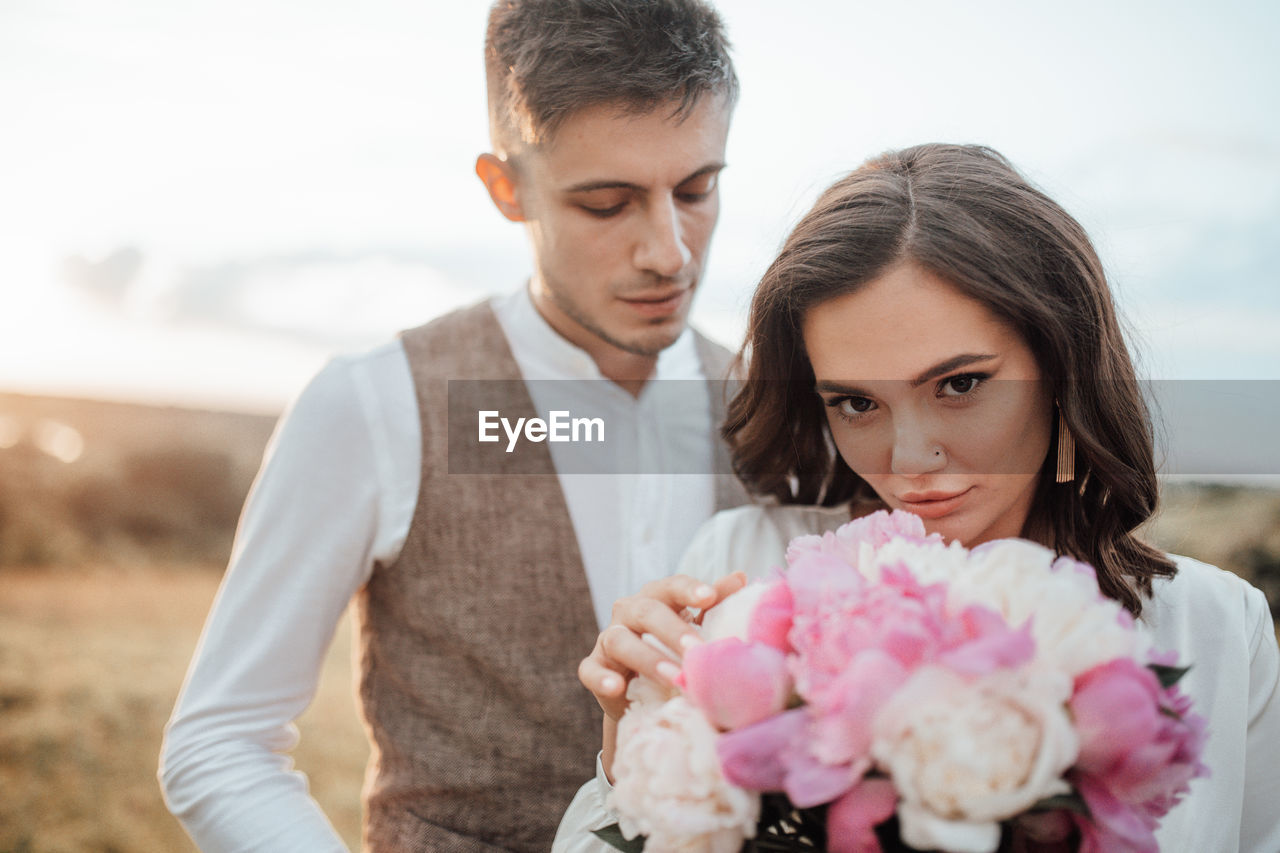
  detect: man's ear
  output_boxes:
[475,153,525,222]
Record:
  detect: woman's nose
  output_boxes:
[889,418,947,477]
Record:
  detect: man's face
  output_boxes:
[510,95,731,360]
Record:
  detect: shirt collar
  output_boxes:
[492,284,704,383]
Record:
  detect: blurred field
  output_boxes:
[1,392,1277,853]
[0,566,368,853]
[0,393,368,853]
[0,393,274,569]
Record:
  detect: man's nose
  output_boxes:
[633,196,691,278]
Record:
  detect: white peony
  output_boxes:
[625,671,680,710]
[949,539,1144,676]
[699,581,771,643]
[861,537,970,586]
[609,696,759,853]
[872,665,1079,853]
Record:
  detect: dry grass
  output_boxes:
[0,564,368,853]
[1147,482,1280,616]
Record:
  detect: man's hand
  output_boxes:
[578,571,748,723]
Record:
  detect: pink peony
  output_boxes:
[807,649,909,766]
[716,707,863,808]
[935,602,1035,676]
[678,638,792,731]
[1072,773,1160,853]
[786,510,936,564]
[1068,657,1209,850]
[827,777,898,853]
[786,562,943,701]
[747,577,794,652]
[785,551,868,621]
[716,707,808,792]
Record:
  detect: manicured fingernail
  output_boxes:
[641,632,681,661]
[657,661,681,682]
[602,675,622,693]
[679,633,702,649]
[694,584,713,600]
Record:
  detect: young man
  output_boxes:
[159,1,747,850]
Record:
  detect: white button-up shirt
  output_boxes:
[159,286,720,852]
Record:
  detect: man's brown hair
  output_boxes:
[484,0,737,152]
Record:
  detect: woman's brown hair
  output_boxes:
[726,143,1175,615]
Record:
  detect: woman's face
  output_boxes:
[801,261,1054,547]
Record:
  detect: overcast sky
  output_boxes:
[1,0,1277,411]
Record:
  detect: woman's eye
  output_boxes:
[939,373,986,397]
[827,396,877,420]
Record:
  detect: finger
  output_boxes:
[690,571,749,627]
[599,621,684,687]
[578,645,627,691]
[637,574,718,610]
[578,654,630,721]
[610,594,704,658]
[578,650,628,697]
[710,571,748,602]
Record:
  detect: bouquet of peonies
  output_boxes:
[596,511,1207,853]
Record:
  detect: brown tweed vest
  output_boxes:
[357,299,748,851]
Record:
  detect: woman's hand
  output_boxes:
[579,572,748,722]
[578,571,747,782]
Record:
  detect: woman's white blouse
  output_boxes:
[554,504,1280,853]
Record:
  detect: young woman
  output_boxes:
[556,144,1280,852]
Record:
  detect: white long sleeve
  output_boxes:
[158,342,419,853]
[159,286,723,850]
[1239,583,1280,853]
[553,755,620,853]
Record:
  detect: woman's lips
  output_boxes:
[897,487,974,519]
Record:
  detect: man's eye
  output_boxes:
[676,173,718,203]
[579,203,626,218]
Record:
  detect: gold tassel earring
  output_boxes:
[1055,405,1076,484]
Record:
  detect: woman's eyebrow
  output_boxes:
[813,353,998,395]
[814,379,872,397]
[909,353,997,388]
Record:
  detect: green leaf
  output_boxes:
[1030,791,1091,817]
[1149,663,1191,689]
[592,824,646,853]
